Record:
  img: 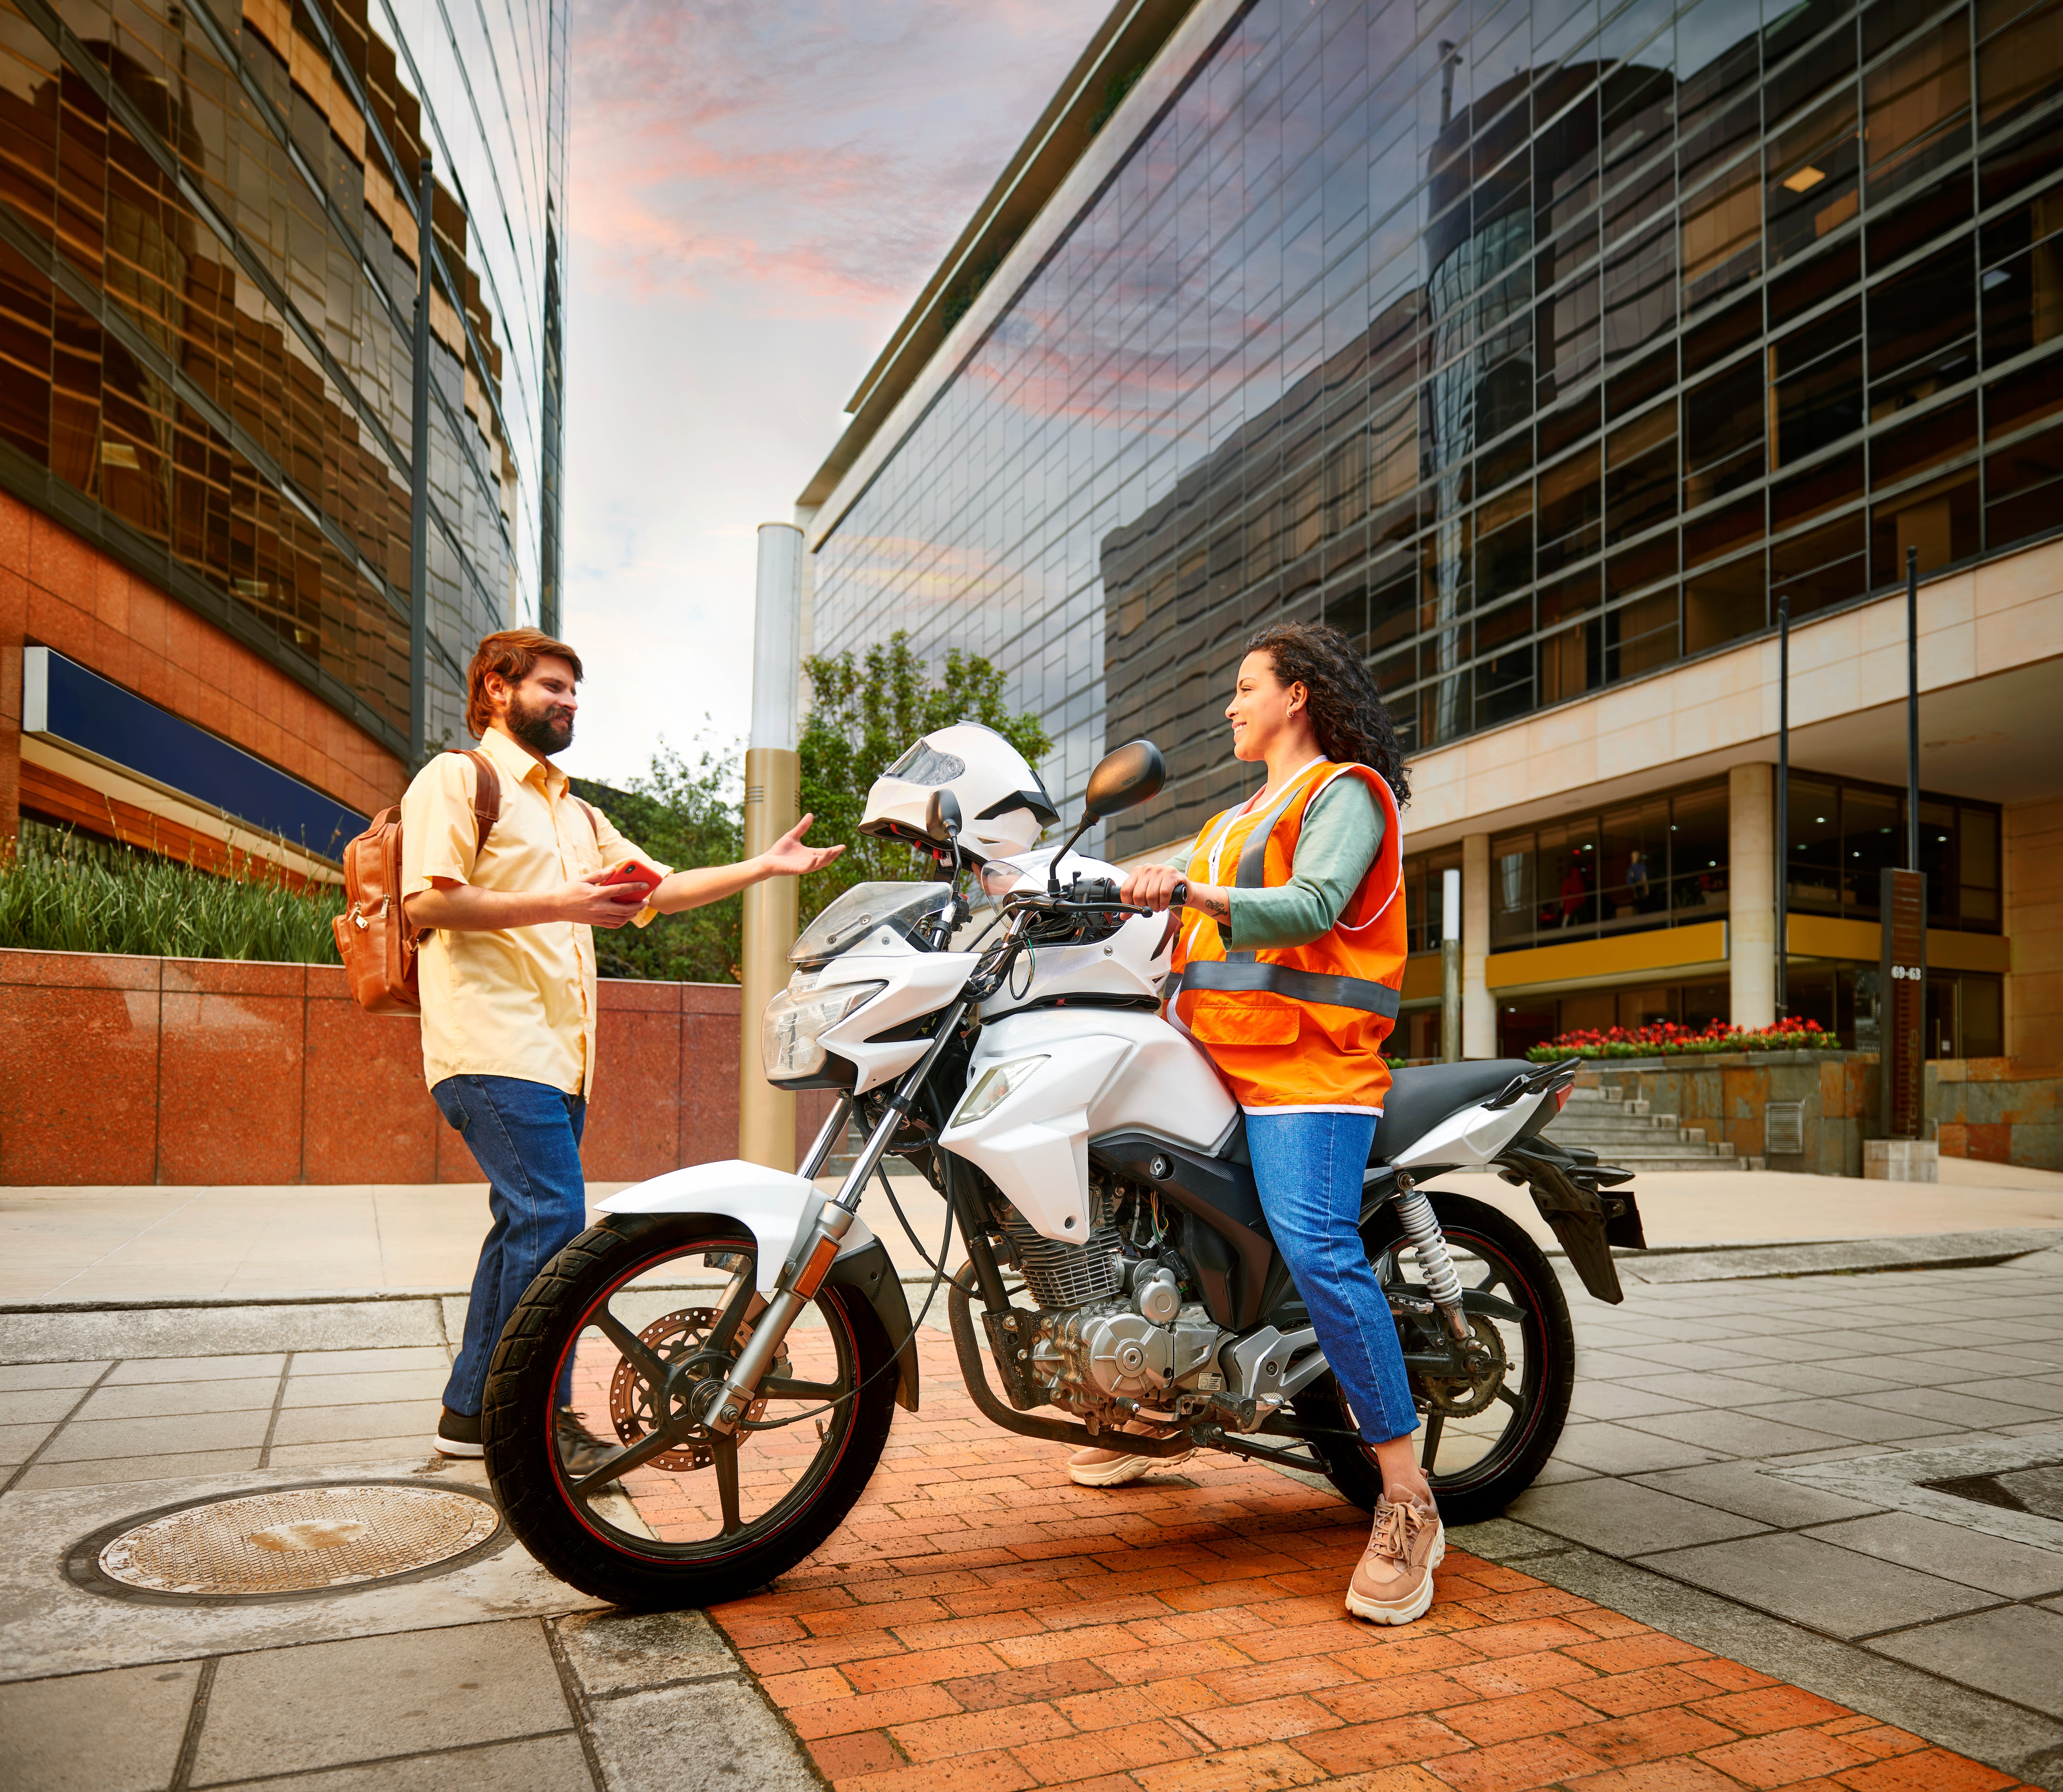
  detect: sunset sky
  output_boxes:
[555,0,1112,789]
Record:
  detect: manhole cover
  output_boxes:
[78,1483,501,1602]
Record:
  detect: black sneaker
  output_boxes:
[555,1407,617,1480]
[434,1406,484,1458]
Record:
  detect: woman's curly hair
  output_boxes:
[1243,620,1412,806]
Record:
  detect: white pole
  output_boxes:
[738,523,804,1170]
[1441,866,1462,1063]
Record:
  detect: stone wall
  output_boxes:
[1577,1050,1876,1176]
[1576,1048,2060,1173]
[1928,1057,2063,1172]
[0,947,834,1186]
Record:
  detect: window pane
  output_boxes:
[1843,785,1903,910]
[1787,776,1843,909]
[1685,551,1768,648]
[1601,796,1671,926]
[1871,464,1979,578]
[1670,784,1731,913]
[1492,833,1537,946]
[1865,14,1973,199]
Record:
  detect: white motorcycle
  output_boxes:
[483,741,1643,1609]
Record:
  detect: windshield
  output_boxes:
[791,882,952,965]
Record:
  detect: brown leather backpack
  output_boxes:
[334,749,500,1014]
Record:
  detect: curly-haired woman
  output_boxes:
[1066,620,1440,1625]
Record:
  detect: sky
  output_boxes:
[553,0,1114,789]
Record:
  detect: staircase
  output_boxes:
[1544,1085,1759,1172]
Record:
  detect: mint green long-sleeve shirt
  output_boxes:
[1222,777,1386,952]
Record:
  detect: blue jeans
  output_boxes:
[1245,1110,1419,1445]
[433,1074,587,1415]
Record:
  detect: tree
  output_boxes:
[574,638,1051,982]
[571,734,743,985]
[797,631,1053,919]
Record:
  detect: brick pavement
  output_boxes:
[666,1336,2038,1792]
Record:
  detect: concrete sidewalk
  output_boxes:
[2,1222,2061,1788]
[5,1154,2060,1305]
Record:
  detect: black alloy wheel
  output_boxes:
[1295,1189,1574,1526]
[482,1211,898,1610]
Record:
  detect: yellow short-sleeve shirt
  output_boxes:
[399,727,666,1097]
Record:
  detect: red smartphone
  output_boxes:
[601,857,662,904]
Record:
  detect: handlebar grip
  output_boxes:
[1171,879,1189,909]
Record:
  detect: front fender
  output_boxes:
[595,1159,920,1412]
[597,1159,830,1292]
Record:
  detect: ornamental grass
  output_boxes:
[1525,1018,1841,1062]
[0,831,344,964]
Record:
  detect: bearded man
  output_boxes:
[402,628,840,1464]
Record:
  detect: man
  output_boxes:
[403,628,840,1464]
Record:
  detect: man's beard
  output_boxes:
[508,692,574,756]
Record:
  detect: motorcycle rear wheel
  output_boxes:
[1297,1190,1573,1527]
[483,1211,898,1610]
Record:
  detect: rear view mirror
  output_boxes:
[924,788,963,842]
[1082,740,1165,821]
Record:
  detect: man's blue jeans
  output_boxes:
[433,1074,587,1416]
[1245,1109,1419,1445]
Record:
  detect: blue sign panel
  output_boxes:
[27,649,371,860]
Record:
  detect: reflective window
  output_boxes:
[808,0,2063,855]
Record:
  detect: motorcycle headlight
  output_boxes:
[952,1054,1048,1126]
[760,976,886,1081]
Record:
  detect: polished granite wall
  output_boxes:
[0,948,831,1185]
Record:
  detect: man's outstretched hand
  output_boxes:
[762,813,846,878]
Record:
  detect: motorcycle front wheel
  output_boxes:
[482,1211,898,1610]
[1297,1190,1573,1527]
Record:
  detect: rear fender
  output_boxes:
[596,1160,919,1412]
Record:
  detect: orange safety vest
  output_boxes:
[1168,758,1406,1114]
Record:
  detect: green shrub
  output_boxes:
[0,831,344,964]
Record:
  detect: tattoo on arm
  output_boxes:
[1195,890,1230,921]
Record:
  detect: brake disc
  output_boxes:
[1419,1314,1508,1418]
[607,1308,784,1472]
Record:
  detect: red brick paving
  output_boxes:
[639,1335,2035,1792]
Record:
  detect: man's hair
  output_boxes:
[466,628,583,737]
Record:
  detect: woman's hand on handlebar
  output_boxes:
[1117,863,1220,919]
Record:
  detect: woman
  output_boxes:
[1067,620,1441,1626]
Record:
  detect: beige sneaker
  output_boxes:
[1066,1420,1194,1487]
[1345,1494,1444,1624]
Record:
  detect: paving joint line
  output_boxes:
[542,1614,611,1792]
[0,1359,119,1496]
[179,1724,585,1788]
[166,1655,217,1792]
[257,1351,295,1469]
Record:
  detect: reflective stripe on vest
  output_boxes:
[1168,960,1402,1018]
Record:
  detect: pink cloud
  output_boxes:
[568,0,1112,317]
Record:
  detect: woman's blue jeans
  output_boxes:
[1244,1109,1419,1445]
[432,1074,587,1415]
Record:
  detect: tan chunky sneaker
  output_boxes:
[1066,1420,1194,1487]
[1345,1494,1444,1624]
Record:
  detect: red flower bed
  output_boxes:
[1526,1018,1839,1061]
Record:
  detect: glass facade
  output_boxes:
[810,0,2063,859]
[1783,766,2000,926]
[0,0,567,753]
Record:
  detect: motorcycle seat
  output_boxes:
[1374,1059,1535,1164]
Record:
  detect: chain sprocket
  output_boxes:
[607,1308,786,1472]
[1418,1313,1508,1417]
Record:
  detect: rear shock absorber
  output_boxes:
[1392,1180,1481,1354]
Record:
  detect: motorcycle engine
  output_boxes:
[996,1175,1231,1422]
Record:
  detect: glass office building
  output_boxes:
[0,0,568,763]
[807,0,2063,870]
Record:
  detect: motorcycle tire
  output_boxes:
[1296,1189,1574,1528]
[483,1211,899,1611]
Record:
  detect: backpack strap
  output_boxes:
[569,794,601,843]
[453,749,500,855]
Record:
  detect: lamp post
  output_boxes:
[737,524,804,1170]
[1775,593,1789,1020]
[407,156,434,768]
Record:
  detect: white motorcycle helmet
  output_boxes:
[860,721,1059,865]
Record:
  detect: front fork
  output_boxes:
[701,1001,970,1436]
